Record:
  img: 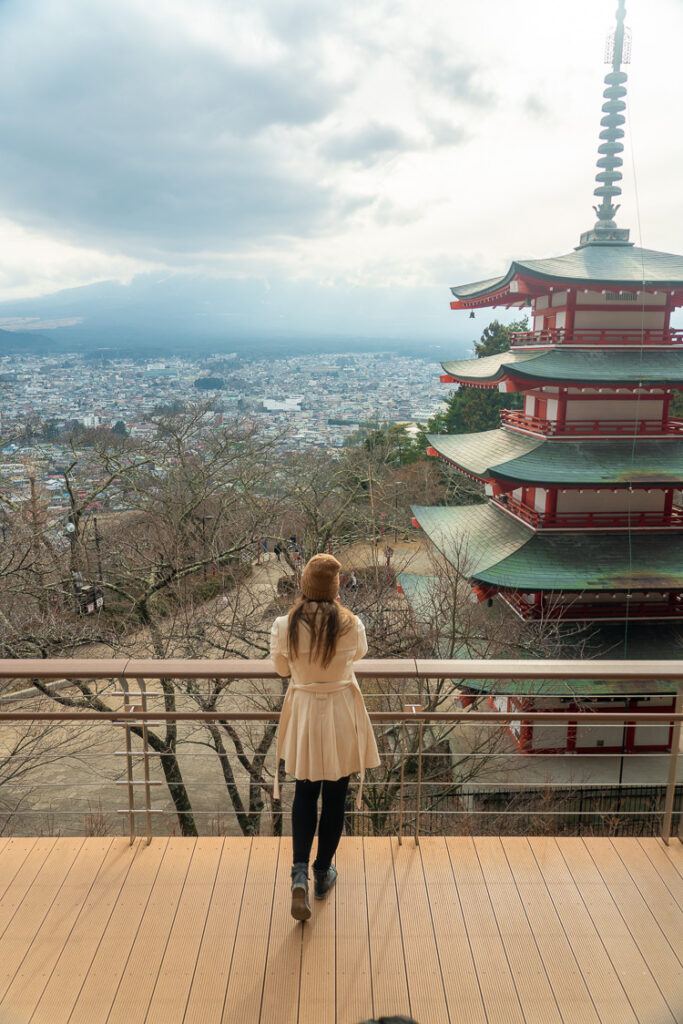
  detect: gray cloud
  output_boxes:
[257,0,345,45]
[0,0,349,258]
[321,116,468,166]
[423,51,496,108]
[321,123,416,164]
[0,0,496,290]
[524,94,549,118]
[425,119,470,148]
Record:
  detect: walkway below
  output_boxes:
[0,834,681,1023]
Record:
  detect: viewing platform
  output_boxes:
[0,833,681,1024]
[0,658,680,1021]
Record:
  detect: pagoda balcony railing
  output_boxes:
[497,495,683,530]
[502,590,683,623]
[509,327,683,347]
[501,409,683,437]
[0,658,681,845]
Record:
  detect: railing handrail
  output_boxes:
[498,496,683,530]
[509,327,683,346]
[2,656,683,681]
[1,658,680,846]
[501,409,683,436]
[1,709,681,724]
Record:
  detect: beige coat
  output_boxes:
[270,612,381,808]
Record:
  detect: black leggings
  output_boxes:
[292,776,350,870]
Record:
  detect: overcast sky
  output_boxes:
[0,0,681,336]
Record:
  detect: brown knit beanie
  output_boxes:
[300,553,341,602]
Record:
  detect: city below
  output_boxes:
[0,349,447,512]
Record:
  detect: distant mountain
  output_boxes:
[0,272,472,359]
[0,327,55,353]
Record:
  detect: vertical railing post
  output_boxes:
[119,676,136,846]
[661,688,683,844]
[398,704,424,846]
[398,718,406,847]
[415,718,424,847]
[136,677,153,845]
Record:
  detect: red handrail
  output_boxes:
[510,328,683,347]
[501,409,683,437]
[498,495,683,530]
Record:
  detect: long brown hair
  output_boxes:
[287,597,353,669]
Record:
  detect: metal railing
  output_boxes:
[0,658,681,847]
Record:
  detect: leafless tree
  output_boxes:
[0,693,101,836]
[0,407,605,840]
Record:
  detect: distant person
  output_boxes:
[384,545,394,569]
[270,554,380,922]
[349,571,359,590]
[274,542,283,562]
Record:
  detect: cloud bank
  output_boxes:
[0,0,680,322]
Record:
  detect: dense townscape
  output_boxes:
[0,349,447,512]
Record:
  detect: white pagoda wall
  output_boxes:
[632,696,674,748]
[555,489,666,514]
[489,695,674,753]
[524,393,559,418]
[532,289,669,333]
[564,397,665,422]
[575,290,668,306]
[573,309,666,330]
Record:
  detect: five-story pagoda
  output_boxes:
[414,0,683,629]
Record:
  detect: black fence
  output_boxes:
[348,783,683,838]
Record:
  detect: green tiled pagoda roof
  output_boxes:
[412,503,683,591]
[427,430,683,485]
[428,429,539,475]
[451,244,683,300]
[441,348,683,386]
[412,504,531,577]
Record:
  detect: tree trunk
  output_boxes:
[156,744,198,837]
[205,722,256,836]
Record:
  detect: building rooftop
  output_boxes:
[412,503,683,591]
[451,244,683,304]
[441,348,683,387]
[427,430,683,486]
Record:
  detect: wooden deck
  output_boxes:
[0,836,680,1024]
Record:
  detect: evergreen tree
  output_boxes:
[42,420,60,442]
[427,317,527,436]
[363,424,421,465]
[346,422,421,466]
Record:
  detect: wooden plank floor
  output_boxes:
[0,836,680,1024]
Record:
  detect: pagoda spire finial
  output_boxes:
[579,0,633,247]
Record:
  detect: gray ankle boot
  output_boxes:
[313,864,337,899]
[290,862,311,921]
